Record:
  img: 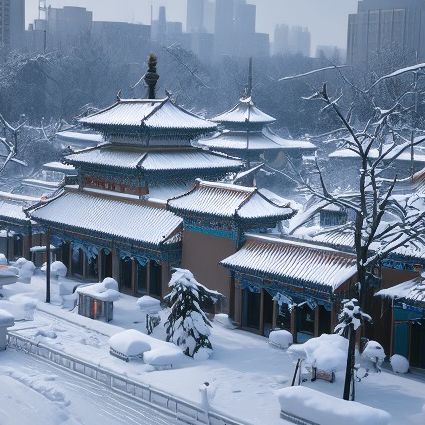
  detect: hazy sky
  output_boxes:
[25,0,358,51]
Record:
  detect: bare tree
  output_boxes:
[0,113,27,173]
[288,64,425,311]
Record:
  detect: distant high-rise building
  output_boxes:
[203,0,215,33]
[47,6,92,50]
[215,0,235,57]
[234,0,256,35]
[273,24,310,57]
[0,0,25,51]
[289,26,311,57]
[274,24,289,55]
[187,0,205,33]
[347,0,425,66]
[92,22,150,62]
[316,45,346,63]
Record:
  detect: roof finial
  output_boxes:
[144,53,159,100]
[247,57,253,98]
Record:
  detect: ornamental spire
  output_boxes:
[144,53,159,100]
[247,57,253,98]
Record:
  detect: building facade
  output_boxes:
[0,0,25,51]
[347,0,425,66]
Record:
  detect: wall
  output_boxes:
[181,230,237,313]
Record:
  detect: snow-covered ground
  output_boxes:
[1,272,425,425]
[0,351,173,425]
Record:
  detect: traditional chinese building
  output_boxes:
[376,276,425,369]
[167,180,295,310]
[221,234,358,339]
[198,62,316,166]
[28,55,244,297]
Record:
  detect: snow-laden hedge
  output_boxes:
[277,386,391,425]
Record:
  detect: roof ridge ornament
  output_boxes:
[144,54,160,100]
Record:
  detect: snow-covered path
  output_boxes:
[0,350,174,425]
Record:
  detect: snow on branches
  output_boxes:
[164,268,223,358]
[287,63,425,309]
[335,298,371,336]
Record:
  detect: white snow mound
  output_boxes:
[362,340,386,361]
[0,309,14,327]
[76,278,120,302]
[269,330,293,349]
[390,354,409,374]
[136,296,161,313]
[287,333,348,371]
[41,261,67,278]
[277,386,391,425]
[109,329,151,357]
[143,346,186,367]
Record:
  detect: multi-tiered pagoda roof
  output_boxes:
[199,96,316,159]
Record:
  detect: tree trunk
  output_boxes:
[343,323,356,401]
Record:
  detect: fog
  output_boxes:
[25,0,358,49]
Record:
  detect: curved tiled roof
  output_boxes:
[31,191,183,247]
[221,235,357,291]
[199,128,316,152]
[79,98,217,134]
[211,97,276,125]
[168,180,294,221]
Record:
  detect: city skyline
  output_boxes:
[25,0,358,50]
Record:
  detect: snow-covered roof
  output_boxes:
[221,235,357,291]
[30,191,183,247]
[168,180,294,221]
[0,200,31,224]
[211,97,276,125]
[312,227,354,249]
[55,130,103,146]
[199,128,315,153]
[376,277,425,307]
[42,162,76,174]
[79,98,217,134]
[65,146,243,173]
[262,128,317,150]
[200,131,283,151]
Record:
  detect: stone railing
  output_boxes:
[7,332,246,425]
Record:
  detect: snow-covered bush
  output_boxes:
[390,354,409,374]
[269,330,293,349]
[277,386,391,425]
[213,313,236,329]
[361,341,386,372]
[288,333,348,372]
[136,296,161,313]
[41,261,67,278]
[143,345,186,368]
[164,268,222,358]
[12,258,36,283]
[0,254,7,265]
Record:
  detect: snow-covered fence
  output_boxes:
[7,332,244,425]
